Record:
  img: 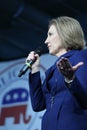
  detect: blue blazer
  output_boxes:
[29,50,87,130]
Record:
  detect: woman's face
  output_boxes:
[45,24,66,57]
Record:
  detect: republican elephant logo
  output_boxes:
[0,88,31,125]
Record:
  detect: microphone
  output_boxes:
[18,46,43,77]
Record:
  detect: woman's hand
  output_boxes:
[26,51,40,73]
[57,57,84,80]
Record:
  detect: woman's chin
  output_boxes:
[49,50,54,55]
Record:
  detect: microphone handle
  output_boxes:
[18,59,36,77]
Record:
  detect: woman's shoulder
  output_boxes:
[73,49,87,62]
[75,49,87,57]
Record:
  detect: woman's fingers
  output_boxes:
[57,57,74,79]
[72,62,84,71]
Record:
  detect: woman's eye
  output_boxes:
[49,32,52,36]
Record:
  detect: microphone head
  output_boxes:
[35,46,43,56]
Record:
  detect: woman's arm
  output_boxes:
[29,71,46,112]
[57,50,87,109]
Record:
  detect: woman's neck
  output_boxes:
[56,48,68,57]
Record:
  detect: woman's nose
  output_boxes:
[45,37,48,44]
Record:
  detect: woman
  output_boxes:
[26,16,87,130]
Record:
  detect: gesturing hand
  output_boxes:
[57,57,84,80]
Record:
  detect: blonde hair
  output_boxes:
[49,16,86,50]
